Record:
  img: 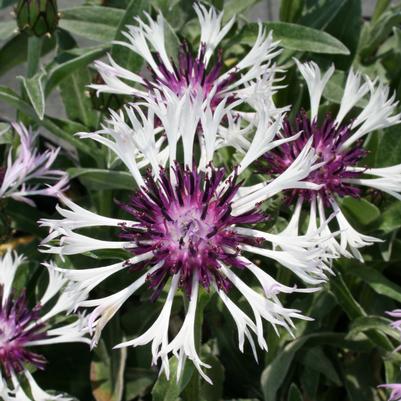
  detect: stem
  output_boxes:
[27,36,43,78]
[183,289,208,401]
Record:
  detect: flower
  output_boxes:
[91,3,281,111]
[259,60,401,261]
[0,250,89,401]
[379,384,401,401]
[40,89,331,383]
[0,123,68,207]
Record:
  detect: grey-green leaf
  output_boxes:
[18,72,46,120]
[243,22,350,55]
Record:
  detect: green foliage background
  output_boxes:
[1,0,401,400]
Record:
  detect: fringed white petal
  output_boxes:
[335,69,369,126]
[41,228,130,257]
[330,198,381,262]
[295,59,334,121]
[345,165,401,200]
[220,265,312,340]
[216,286,261,360]
[82,263,160,347]
[0,251,25,307]
[39,194,135,233]
[161,276,212,384]
[194,3,235,65]
[25,370,73,401]
[343,81,401,148]
[232,139,320,215]
[115,273,180,380]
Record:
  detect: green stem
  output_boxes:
[182,289,208,401]
[27,36,43,78]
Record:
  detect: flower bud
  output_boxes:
[16,0,59,37]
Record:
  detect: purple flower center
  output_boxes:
[147,43,237,109]
[262,112,367,204]
[0,289,47,376]
[120,164,265,298]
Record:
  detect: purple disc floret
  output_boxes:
[120,163,265,298]
[262,112,367,205]
[0,289,47,377]
[146,43,237,108]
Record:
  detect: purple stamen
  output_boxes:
[262,112,367,205]
[145,43,238,108]
[0,289,47,377]
[120,164,265,297]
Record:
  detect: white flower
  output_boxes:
[40,87,329,383]
[0,251,89,401]
[261,60,401,260]
[91,3,281,116]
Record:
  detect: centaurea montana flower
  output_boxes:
[0,250,89,401]
[258,60,401,261]
[0,123,68,207]
[40,89,331,383]
[91,3,282,114]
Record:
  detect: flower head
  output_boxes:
[40,88,330,382]
[91,3,281,110]
[0,123,68,207]
[0,251,89,401]
[260,60,401,261]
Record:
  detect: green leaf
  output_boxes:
[0,20,18,42]
[0,0,16,8]
[242,22,350,55]
[0,86,98,158]
[340,197,381,226]
[326,0,362,68]
[68,168,136,190]
[223,0,261,22]
[90,328,126,401]
[279,0,303,23]
[59,7,124,42]
[59,66,97,128]
[299,0,346,29]
[18,72,46,120]
[46,46,109,95]
[300,347,341,385]
[125,368,156,400]
[374,126,401,168]
[200,352,225,401]
[346,264,401,303]
[0,33,55,77]
[287,383,303,401]
[379,201,401,233]
[151,356,195,401]
[261,332,351,401]
[111,0,148,72]
[349,316,400,341]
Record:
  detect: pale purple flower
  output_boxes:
[40,89,331,383]
[259,60,401,261]
[0,123,68,207]
[379,384,401,401]
[0,251,89,401]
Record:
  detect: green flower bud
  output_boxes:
[16,0,59,37]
